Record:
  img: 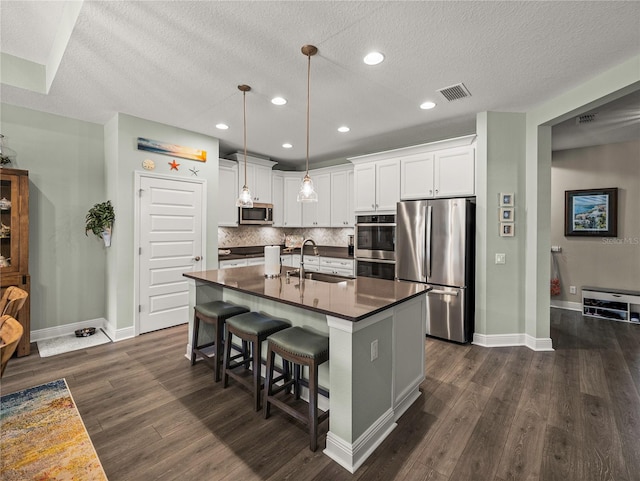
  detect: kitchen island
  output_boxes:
[184,266,429,473]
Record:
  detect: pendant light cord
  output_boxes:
[243,89,248,187]
[306,51,311,176]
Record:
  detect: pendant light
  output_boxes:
[235,84,254,208]
[297,45,318,203]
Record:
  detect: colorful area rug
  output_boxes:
[0,378,108,481]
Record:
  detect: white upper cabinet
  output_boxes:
[433,146,475,198]
[218,159,238,226]
[397,135,477,200]
[302,172,331,227]
[282,175,302,227]
[271,173,284,227]
[400,153,435,199]
[352,159,400,214]
[331,168,354,227]
[228,155,276,204]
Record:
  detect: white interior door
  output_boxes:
[138,175,205,334]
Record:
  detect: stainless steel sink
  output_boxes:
[304,272,353,283]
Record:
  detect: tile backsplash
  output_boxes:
[219,226,354,248]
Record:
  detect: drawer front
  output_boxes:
[583,290,637,304]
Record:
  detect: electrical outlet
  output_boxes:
[570,286,577,294]
[371,339,378,361]
[495,253,506,264]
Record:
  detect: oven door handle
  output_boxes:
[355,223,397,227]
[356,258,396,264]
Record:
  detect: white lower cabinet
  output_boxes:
[319,257,354,277]
[246,257,264,266]
[219,259,248,269]
[219,257,263,269]
[302,255,320,272]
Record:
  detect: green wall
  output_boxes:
[0,103,106,330]
[476,112,526,336]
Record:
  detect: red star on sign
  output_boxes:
[169,159,180,170]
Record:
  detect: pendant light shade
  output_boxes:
[297,44,318,203]
[236,84,254,208]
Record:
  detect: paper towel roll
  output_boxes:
[264,245,280,277]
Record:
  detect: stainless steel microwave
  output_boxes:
[239,203,273,225]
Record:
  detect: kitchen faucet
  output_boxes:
[299,238,319,282]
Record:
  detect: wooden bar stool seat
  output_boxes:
[263,326,329,451]
[191,301,249,382]
[222,312,289,411]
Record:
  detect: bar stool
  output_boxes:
[223,312,289,411]
[263,326,329,451]
[190,301,249,382]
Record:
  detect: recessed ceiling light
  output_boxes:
[420,101,437,110]
[364,52,384,66]
[337,126,350,133]
[271,97,287,106]
[282,143,293,149]
[216,123,229,130]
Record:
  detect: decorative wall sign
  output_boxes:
[137,137,207,162]
[564,187,618,237]
[169,159,180,171]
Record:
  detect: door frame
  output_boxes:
[133,171,207,336]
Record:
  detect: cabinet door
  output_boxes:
[375,159,400,212]
[218,162,239,226]
[302,172,330,227]
[253,163,272,203]
[283,176,302,227]
[354,163,376,212]
[219,259,248,269]
[272,174,284,227]
[434,147,475,197]
[401,154,434,199]
[331,170,353,226]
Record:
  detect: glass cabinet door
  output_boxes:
[0,172,20,274]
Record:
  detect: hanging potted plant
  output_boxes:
[85,200,115,247]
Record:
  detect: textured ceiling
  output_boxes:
[1,1,639,169]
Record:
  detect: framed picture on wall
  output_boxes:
[500,222,514,237]
[564,187,618,237]
[499,192,514,207]
[499,207,514,221]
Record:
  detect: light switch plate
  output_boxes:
[495,253,506,264]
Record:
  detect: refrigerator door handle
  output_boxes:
[429,289,459,296]
[426,204,433,278]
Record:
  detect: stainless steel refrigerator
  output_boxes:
[396,198,475,343]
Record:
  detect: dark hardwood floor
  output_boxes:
[2,308,639,480]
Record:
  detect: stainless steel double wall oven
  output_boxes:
[355,214,396,280]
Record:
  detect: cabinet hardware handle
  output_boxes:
[194,256,201,261]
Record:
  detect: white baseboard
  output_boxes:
[550,300,582,312]
[103,323,135,342]
[472,332,554,351]
[324,409,396,473]
[31,318,109,342]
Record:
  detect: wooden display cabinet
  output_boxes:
[0,167,30,356]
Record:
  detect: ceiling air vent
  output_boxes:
[576,113,597,125]
[437,82,471,102]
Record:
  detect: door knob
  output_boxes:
[194,256,201,261]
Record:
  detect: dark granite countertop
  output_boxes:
[184,265,429,322]
[219,245,353,261]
